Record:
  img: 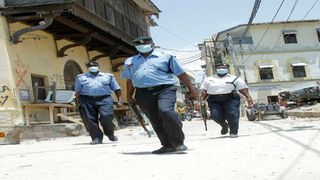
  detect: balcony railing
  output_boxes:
[2,0,149,39]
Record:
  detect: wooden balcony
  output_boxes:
[0,0,160,70]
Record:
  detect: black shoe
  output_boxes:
[152,146,175,154]
[175,144,188,152]
[108,135,118,141]
[90,138,102,145]
[221,124,229,135]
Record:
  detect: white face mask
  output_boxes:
[135,44,153,53]
[89,66,99,73]
[216,68,228,75]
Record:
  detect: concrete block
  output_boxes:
[64,124,82,136]
[0,128,23,145]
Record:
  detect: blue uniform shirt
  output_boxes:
[75,72,121,96]
[121,50,185,88]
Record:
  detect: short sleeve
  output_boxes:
[120,64,131,79]
[170,56,185,76]
[200,79,208,90]
[75,76,82,92]
[110,75,121,91]
[235,77,248,90]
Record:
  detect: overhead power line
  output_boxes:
[302,0,319,19]
[158,47,200,52]
[242,0,286,64]
[157,24,198,47]
[179,58,201,65]
[262,0,300,60]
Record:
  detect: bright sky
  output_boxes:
[150,0,320,77]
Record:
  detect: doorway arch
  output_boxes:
[63,60,83,90]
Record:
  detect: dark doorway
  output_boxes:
[63,60,83,90]
[31,75,47,101]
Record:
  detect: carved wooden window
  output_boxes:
[95,0,106,18]
[84,0,96,13]
[123,17,131,34]
[114,11,124,31]
[105,5,116,25]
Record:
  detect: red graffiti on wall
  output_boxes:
[14,59,29,87]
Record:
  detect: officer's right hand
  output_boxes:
[188,88,199,100]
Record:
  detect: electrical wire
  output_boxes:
[302,0,319,20]
[157,24,198,47]
[179,58,201,64]
[262,0,300,60]
[158,47,200,52]
[177,53,202,61]
[242,0,286,65]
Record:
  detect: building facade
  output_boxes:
[0,0,160,127]
[200,20,320,103]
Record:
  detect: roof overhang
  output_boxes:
[132,0,161,18]
[283,30,298,35]
[291,62,307,66]
[258,65,274,69]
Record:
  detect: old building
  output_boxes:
[0,0,160,128]
[199,20,320,103]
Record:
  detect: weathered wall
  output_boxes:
[0,17,24,127]
[234,21,320,102]
[0,19,118,126]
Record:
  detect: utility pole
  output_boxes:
[227,34,240,76]
[227,34,246,117]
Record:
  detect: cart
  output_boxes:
[246,102,288,121]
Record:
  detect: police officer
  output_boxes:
[121,36,198,154]
[200,63,253,137]
[75,61,123,144]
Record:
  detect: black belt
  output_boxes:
[80,94,110,99]
[136,84,173,91]
[210,93,233,98]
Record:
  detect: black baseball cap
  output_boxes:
[215,63,229,68]
[132,36,153,44]
[86,61,99,67]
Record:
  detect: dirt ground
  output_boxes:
[1,117,320,180]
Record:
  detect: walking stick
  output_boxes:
[201,95,210,131]
[130,103,152,137]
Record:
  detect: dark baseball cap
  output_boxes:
[86,61,99,67]
[215,63,229,68]
[132,36,153,44]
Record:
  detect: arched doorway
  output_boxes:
[63,60,83,90]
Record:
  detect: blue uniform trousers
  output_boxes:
[79,95,114,141]
[135,85,185,147]
[207,94,240,134]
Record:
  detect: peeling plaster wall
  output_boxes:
[0,19,115,126]
[237,21,320,102]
